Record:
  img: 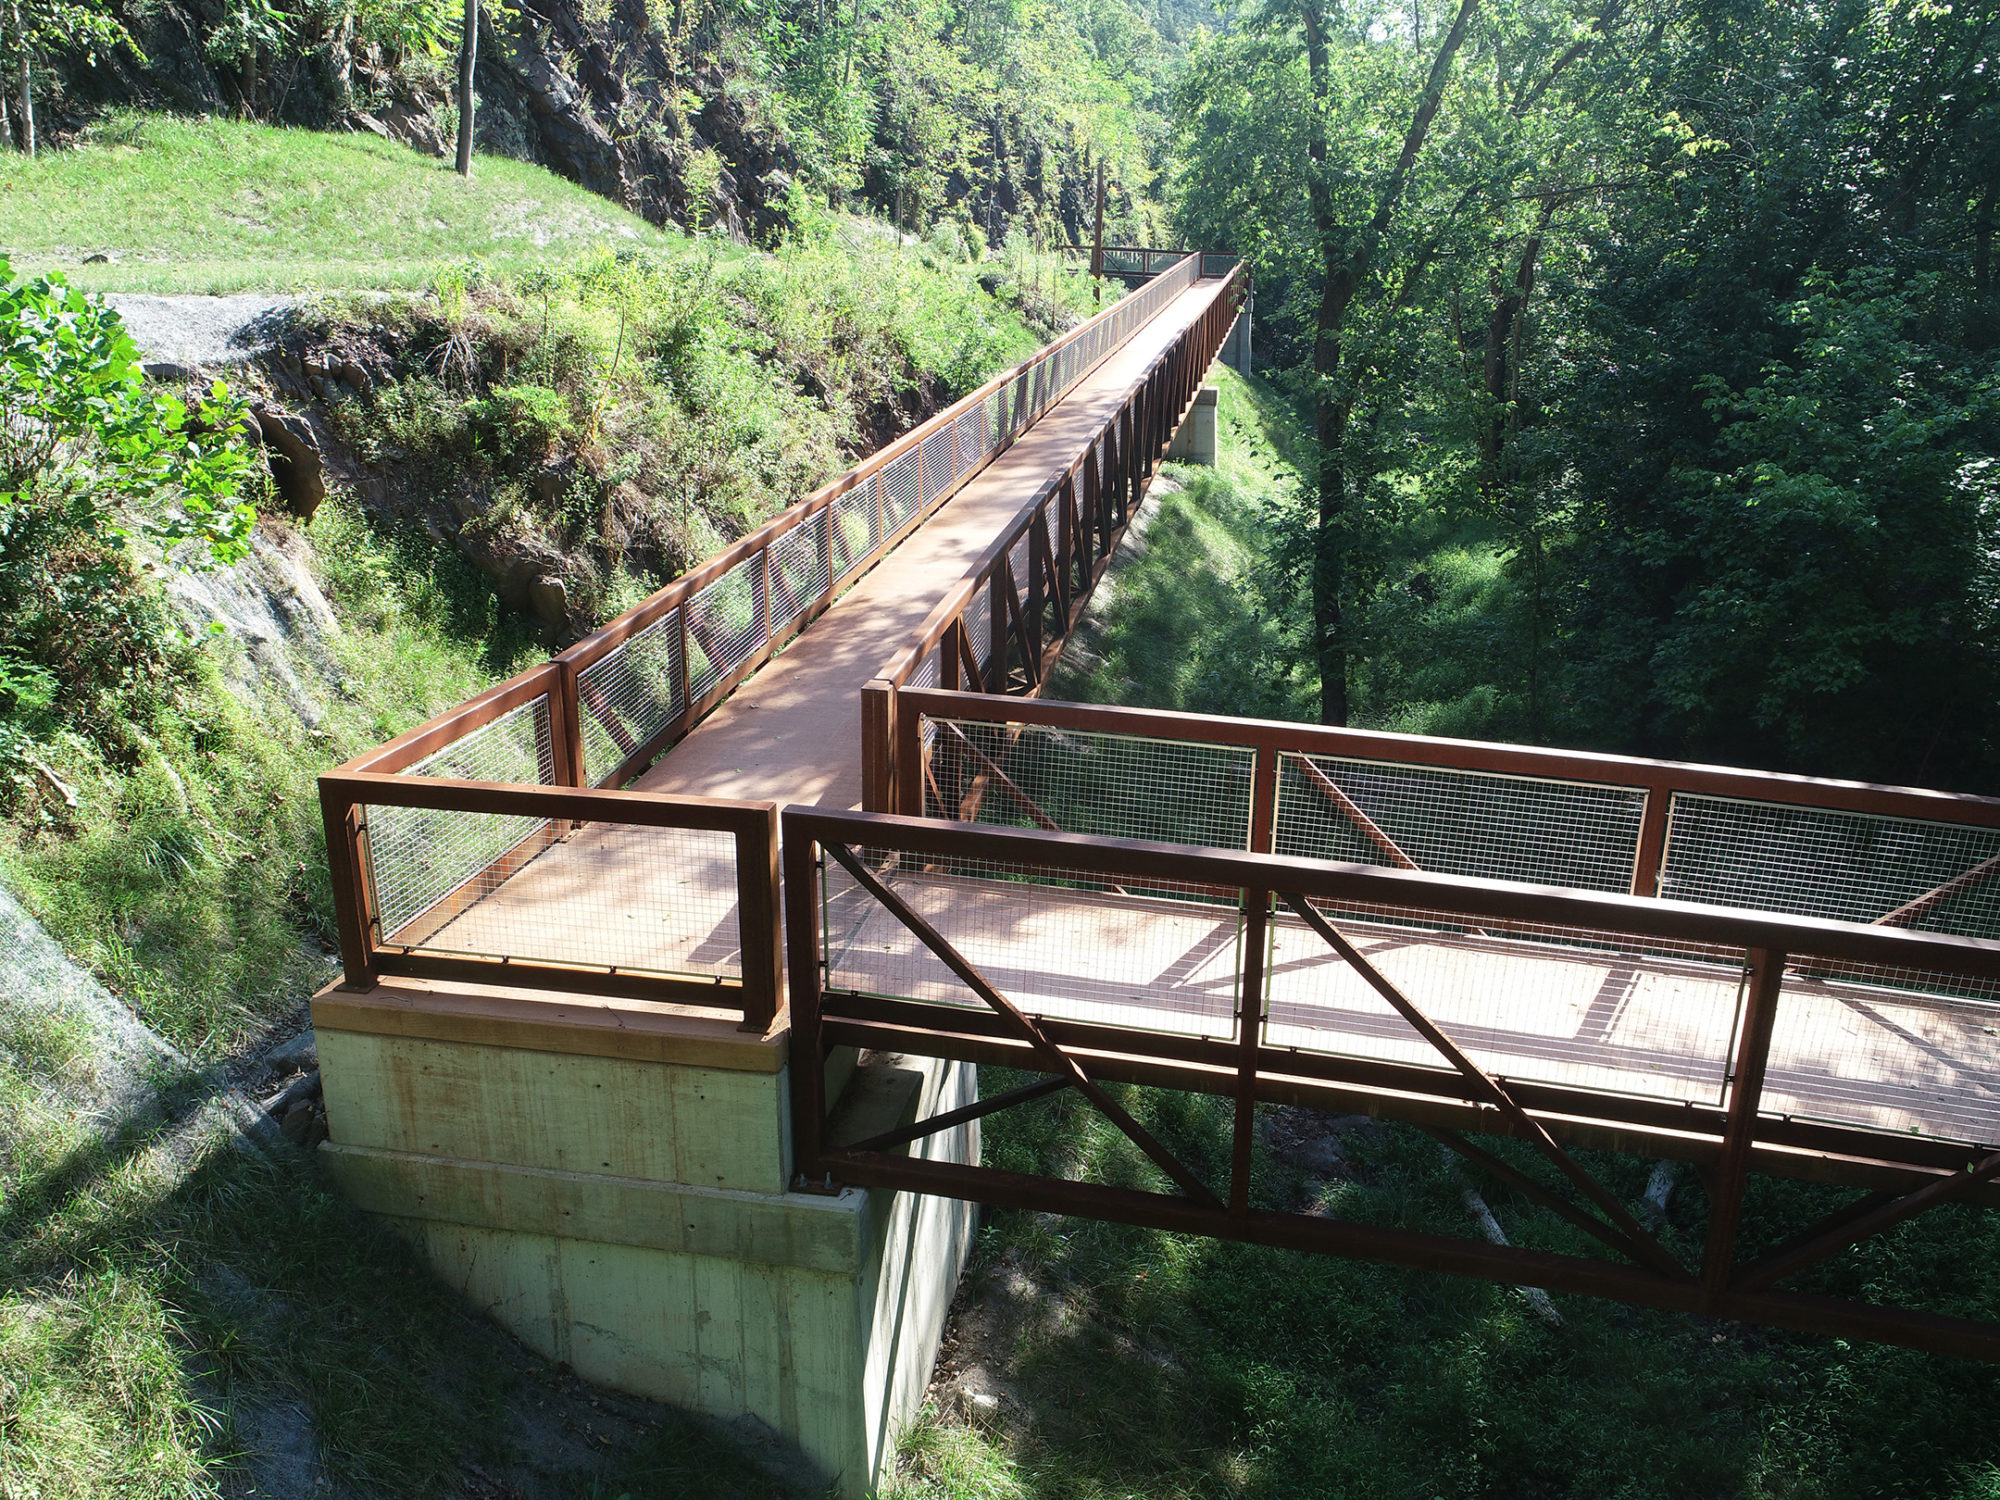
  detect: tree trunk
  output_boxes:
[1478,193,1556,500]
[455,0,477,178]
[1302,0,1481,725]
[0,67,12,152]
[13,3,32,159]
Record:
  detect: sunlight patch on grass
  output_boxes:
[0,112,691,293]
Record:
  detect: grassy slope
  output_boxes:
[0,117,1088,1495]
[898,365,2000,1500]
[0,501,829,1499]
[0,112,709,293]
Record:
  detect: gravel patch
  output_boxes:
[105,293,297,369]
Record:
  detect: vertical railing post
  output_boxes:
[988,562,1008,692]
[896,682,925,818]
[736,803,784,1033]
[941,620,963,692]
[1249,742,1279,855]
[1027,503,1048,666]
[1055,473,1077,620]
[1704,946,1785,1297]
[553,661,583,788]
[1230,742,1280,1219]
[783,824,828,1187]
[1632,785,1673,897]
[320,781,379,990]
[1230,885,1270,1221]
[861,679,896,814]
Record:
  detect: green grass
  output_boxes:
[0,112,706,293]
[1047,363,1314,719]
[0,498,542,1058]
[886,1071,2000,1500]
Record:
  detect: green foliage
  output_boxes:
[0,260,258,775]
[1170,0,2000,785]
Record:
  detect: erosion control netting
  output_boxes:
[1762,953,2000,1146]
[1265,896,1749,1108]
[821,845,1245,1039]
[1274,752,1648,894]
[380,817,744,982]
[366,696,557,942]
[1662,795,2000,939]
[577,606,686,786]
[919,717,1257,851]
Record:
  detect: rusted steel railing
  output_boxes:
[883,690,2000,929]
[781,803,2000,1361]
[858,263,1250,811]
[550,251,1209,791]
[316,252,1238,1029]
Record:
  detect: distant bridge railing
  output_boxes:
[881,691,2000,939]
[317,251,1244,1027]
[1064,245,1242,283]
[859,264,1250,808]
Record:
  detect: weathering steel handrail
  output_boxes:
[781,803,2000,1361]
[320,772,783,1029]
[886,688,2000,899]
[854,264,1249,808]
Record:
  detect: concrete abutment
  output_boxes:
[312,978,976,1495]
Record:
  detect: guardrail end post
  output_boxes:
[862,679,896,815]
[737,802,785,1032]
[319,778,379,991]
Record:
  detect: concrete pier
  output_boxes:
[313,978,976,1495]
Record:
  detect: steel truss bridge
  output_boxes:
[318,251,2000,1361]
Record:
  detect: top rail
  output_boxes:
[891,687,2000,936]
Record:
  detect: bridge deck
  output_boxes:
[630,275,1229,808]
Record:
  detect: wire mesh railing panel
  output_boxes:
[1273,753,1647,894]
[883,450,921,531]
[832,480,881,579]
[768,512,831,634]
[1263,898,1747,1107]
[1007,533,1031,610]
[577,609,685,786]
[1762,955,2000,1147]
[921,430,957,506]
[378,817,744,981]
[962,587,992,673]
[1661,796,2000,938]
[687,556,768,703]
[956,408,987,467]
[920,717,1257,851]
[822,846,1243,1039]
[366,697,557,939]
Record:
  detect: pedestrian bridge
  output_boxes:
[309,250,2000,1491]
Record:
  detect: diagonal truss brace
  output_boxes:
[1420,1125,1663,1268]
[1279,893,1689,1283]
[849,1075,1071,1155]
[826,841,1225,1210]
[1733,1148,2000,1293]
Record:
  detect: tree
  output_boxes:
[0,0,131,154]
[455,0,476,176]
[1298,0,1482,724]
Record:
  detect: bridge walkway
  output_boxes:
[630,276,1225,809]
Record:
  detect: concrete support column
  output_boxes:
[1166,385,1219,466]
[1220,292,1253,377]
